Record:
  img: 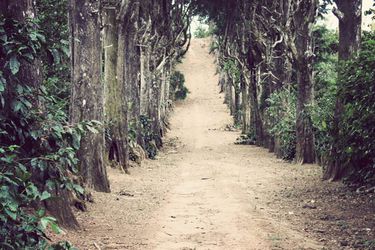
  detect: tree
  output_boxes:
[289,0,318,164]
[324,0,363,180]
[69,0,110,192]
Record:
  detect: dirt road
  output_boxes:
[142,39,322,250]
[66,39,326,249]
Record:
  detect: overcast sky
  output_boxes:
[322,0,374,30]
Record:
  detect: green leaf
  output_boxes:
[72,133,81,150]
[36,33,46,43]
[13,101,23,112]
[5,209,17,220]
[322,120,327,129]
[9,56,20,75]
[50,48,60,64]
[26,184,39,199]
[0,34,7,42]
[40,216,55,230]
[73,184,84,195]
[0,75,5,92]
[40,216,61,234]
[23,99,32,109]
[23,53,34,61]
[87,126,98,134]
[0,81,5,92]
[36,208,45,217]
[40,191,51,201]
[7,201,18,212]
[50,220,62,234]
[61,45,70,57]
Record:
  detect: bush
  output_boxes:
[0,15,84,250]
[265,88,297,161]
[308,26,338,165]
[194,25,211,38]
[338,32,375,185]
[310,55,337,165]
[140,115,158,159]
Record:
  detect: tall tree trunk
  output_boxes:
[103,7,123,168]
[69,0,110,192]
[234,84,241,125]
[240,74,249,134]
[140,45,152,117]
[249,68,264,145]
[292,0,317,164]
[123,1,142,147]
[150,70,163,148]
[324,0,362,180]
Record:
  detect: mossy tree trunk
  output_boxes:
[69,0,110,192]
[103,7,123,169]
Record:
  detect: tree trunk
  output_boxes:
[249,68,264,145]
[295,61,315,164]
[324,0,362,180]
[103,7,123,168]
[140,46,151,117]
[240,74,249,134]
[123,1,142,147]
[150,70,163,148]
[69,0,110,192]
[292,0,317,164]
[234,84,241,125]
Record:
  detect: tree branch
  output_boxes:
[332,7,344,21]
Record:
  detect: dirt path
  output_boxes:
[141,39,322,250]
[63,38,374,249]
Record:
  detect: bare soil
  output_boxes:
[62,39,375,250]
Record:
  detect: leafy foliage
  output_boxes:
[310,26,338,165]
[265,88,297,161]
[0,15,92,249]
[338,32,375,185]
[223,59,240,84]
[194,25,211,38]
[36,0,70,112]
[140,115,158,159]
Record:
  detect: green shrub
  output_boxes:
[265,88,297,161]
[140,115,158,159]
[0,16,84,250]
[338,32,375,185]
[310,55,337,165]
[309,25,338,165]
[194,25,211,38]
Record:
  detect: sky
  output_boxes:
[321,0,374,31]
[191,0,374,33]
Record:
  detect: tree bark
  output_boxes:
[69,0,110,192]
[103,7,122,167]
[324,0,362,180]
[234,82,241,125]
[123,1,142,147]
[140,47,151,117]
[240,74,249,134]
[291,0,317,164]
